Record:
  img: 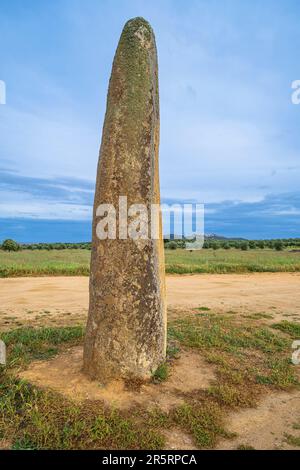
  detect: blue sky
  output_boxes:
[0,0,300,241]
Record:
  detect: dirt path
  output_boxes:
[0,273,300,329]
[216,390,300,450]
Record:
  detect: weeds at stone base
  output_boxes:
[152,363,169,383]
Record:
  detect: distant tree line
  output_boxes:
[197,238,300,251]
[0,240,91,252]
[164,237,300,251]
[1,238,300,252]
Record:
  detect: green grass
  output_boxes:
[0,249,90,278]
[172,401,231,448]
[168,315,289,355]
[243,313,274,320]
[0,325,165,449]
[166,248,300,274]
[0,248,300,277]
[271,321,300,338]
[0,375,165,450]
[284,433,300,447]
[152,363,168,382]
[0,326,84,367]
[167,316,299,446]
[0,317,298,449]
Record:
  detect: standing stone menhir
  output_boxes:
[83,17,166,382]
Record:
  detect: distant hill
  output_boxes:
[204,233,247,241]
[164,233,247,241]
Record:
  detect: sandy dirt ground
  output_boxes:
[20,346,215,412]
[0,272,300,329]
[216,390,300,450]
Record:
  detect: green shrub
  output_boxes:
[211,242,220,250]
[257,240,265,249]
[1,239,20,252]
[166,241,177,250]
[274,240,284,251]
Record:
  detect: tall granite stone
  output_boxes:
[83,17,166,382]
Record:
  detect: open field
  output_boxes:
[1,248,300,277]
[166,248,300,274]
[0,249,90,278]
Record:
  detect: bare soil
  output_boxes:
[216,390,300,450]
[1,273,300,329]
[20,346,215,412]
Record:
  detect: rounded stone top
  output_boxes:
[124,17,153,33]
[121,17,155,49]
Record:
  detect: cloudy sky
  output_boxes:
[1,0,300,241]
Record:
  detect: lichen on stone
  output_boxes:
[83,18,166,383]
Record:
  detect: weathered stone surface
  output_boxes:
[83,17,166,382]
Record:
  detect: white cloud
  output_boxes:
[0,104,99,180]
[0,0,299,224]
[0,192,92,220]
